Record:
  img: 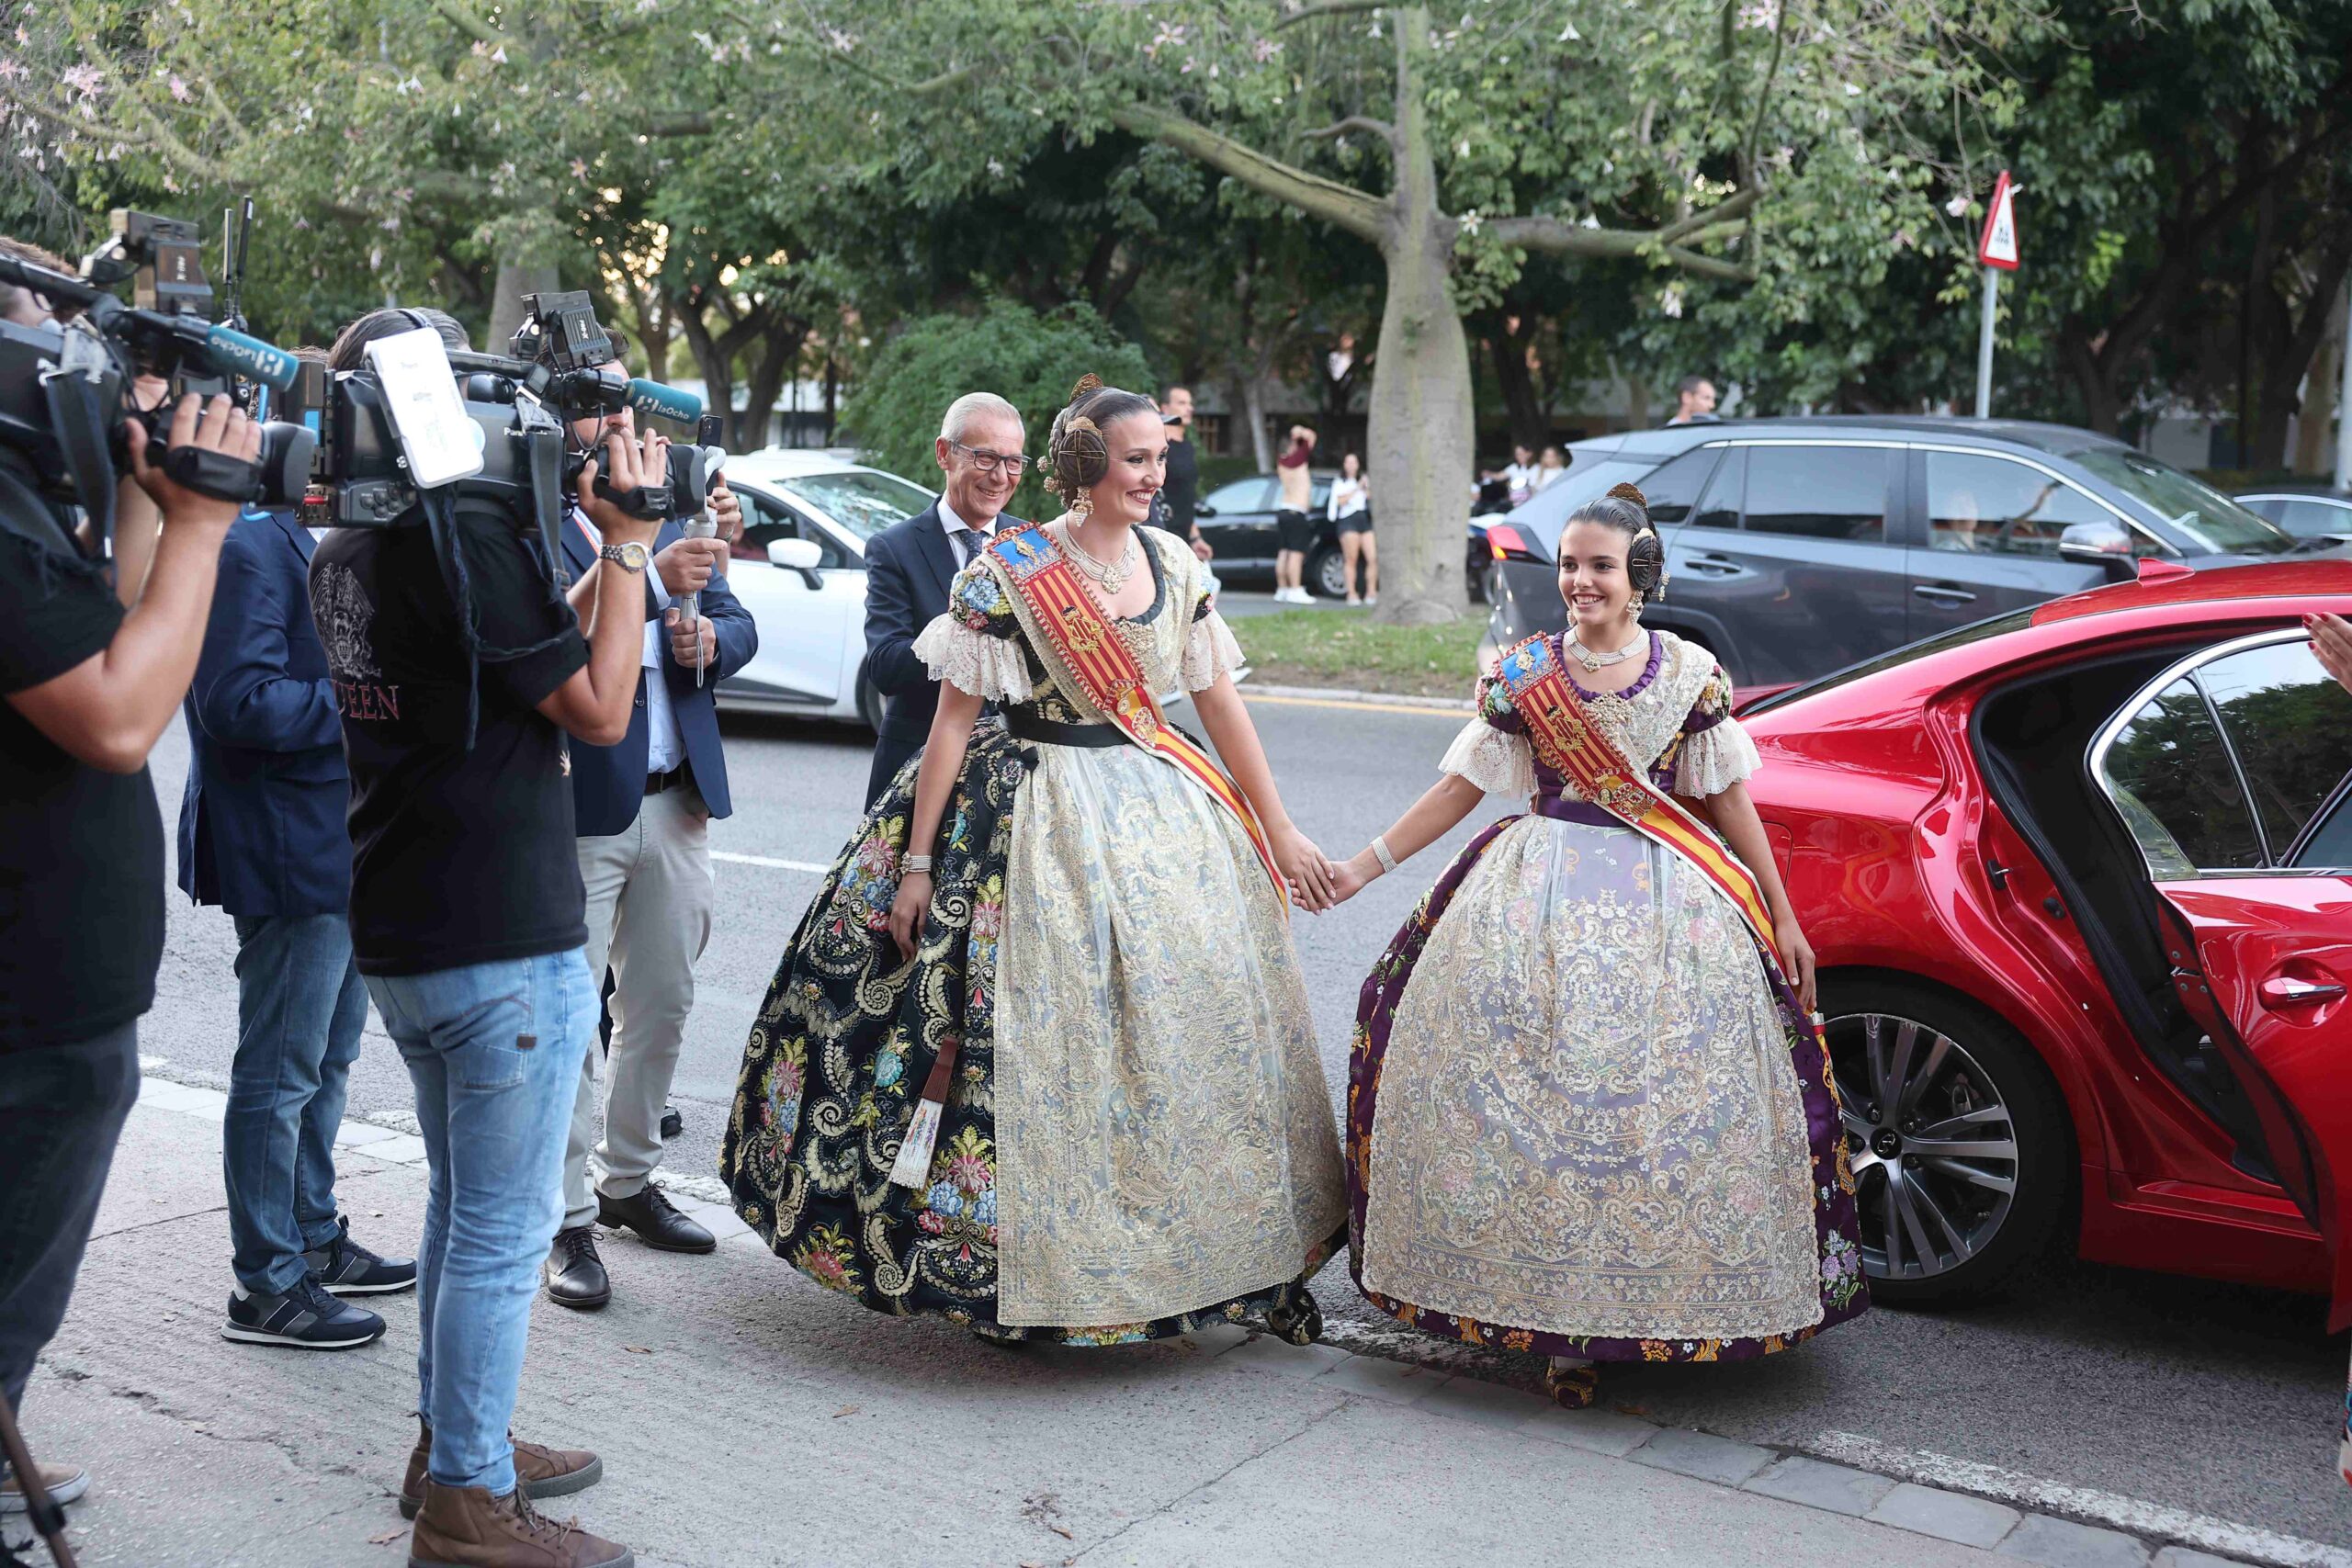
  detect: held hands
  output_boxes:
[126,392,259,533]
[888,869,931,963]
[655,536,728,596]
[1326,852,1376,907]
[579,412,667,546]
[1273,824,1337,913]
[664,607,717,669]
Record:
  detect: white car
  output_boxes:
[714,449,937,728]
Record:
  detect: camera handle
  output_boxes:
[0,1394,79,1567]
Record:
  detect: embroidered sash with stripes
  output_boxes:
[1496,632,1820,1039]
[983,521,1286,906]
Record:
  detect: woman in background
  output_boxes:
[1329,452,1374,606]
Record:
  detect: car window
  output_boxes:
[2069,449,2294,556]
[1691,447,1744,530]
[779,470,933,542]
[1741,446,1893,541]
[2194,640,2352,863]
[2274,499,2352,540]
[2098,677,2265,874]
[2239,497,2288,524]
[1925,452,2113,558]
[1633,447,1720,527]
[729,487,795,562]
[1510,455,1668,554]
[1740,607,2039,717]
[1204,478,1274,513]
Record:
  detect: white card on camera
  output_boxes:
[364,327,482,490]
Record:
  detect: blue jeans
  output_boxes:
[226,914,368,1294]
[365,950,592,1496]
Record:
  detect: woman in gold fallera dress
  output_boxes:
[1327,484,1868,1407]
[720,377,1348,1344]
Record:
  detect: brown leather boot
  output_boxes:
[400,1419,604,1520]
[406,1481,631,1568]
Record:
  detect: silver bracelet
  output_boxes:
[903,853,933,874]
[1370,836,1398,875]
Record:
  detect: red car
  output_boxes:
[1737,558,2352,1321]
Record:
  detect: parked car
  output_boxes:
[1734,558,2352,1315]
[2235,484,2352,549]
[1482,418,2301,684]
[715,449,937,728]
[1197,470,1493,601]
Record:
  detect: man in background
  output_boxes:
[860,392,1026,806]
[1272,423,1317,604]
[1667,374,1720,424]
[182,484,414,1352]
[1157,386,1211,562]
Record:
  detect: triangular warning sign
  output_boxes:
[1978,171,2020,270]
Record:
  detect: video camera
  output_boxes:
[0,207,311,536]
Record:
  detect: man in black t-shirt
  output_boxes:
[1155,385,1211,563]
[306,307,661,1565]
[0,391,259,1516]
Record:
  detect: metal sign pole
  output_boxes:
[1975,266,1998,420]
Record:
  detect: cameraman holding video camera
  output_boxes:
[0,384,261,1516]
[309,306,652,1568]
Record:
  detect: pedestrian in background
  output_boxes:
[1156,385,1212,562]
[1667,374,1719,424]
[544,452,754,1313]
[1501,443,1540,507]
[180,493,414,1353]
[1534,445,1567,491]
[1272,423,1317,604]
[859,392,1029,807]
[1329,451,1374,606]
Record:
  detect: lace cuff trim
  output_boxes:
[914,612,1034,702]
[1182,609,1246,692]
[1673,716,1760,797]
[1440,716,1537,798]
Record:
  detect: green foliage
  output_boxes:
[1227,608,1485,699]
[840,298,1153,516]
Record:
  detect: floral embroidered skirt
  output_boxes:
[720,721,1347,1344]
[1347,814,1868,1363]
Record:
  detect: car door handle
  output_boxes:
[1913,583,1977,604]
[1682,554,1742,577]
[2258,975,2346,1010]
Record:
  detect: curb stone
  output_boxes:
[1236,679,1476,711]
[134,1068,2301,1568]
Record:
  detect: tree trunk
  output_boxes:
[487,258,560,359]
[1487,318,1547,449]
[1241,376,1272,470]
[741,327,806,455]
[2297,286,2346,477]
[674,308,741,450]
[1367,7,1471,626]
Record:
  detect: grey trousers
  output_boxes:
[563,782,714,1231]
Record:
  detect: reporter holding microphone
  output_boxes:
[0,388,258,1518]
[307,307,648,1567]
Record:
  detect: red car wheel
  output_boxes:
[1821,978,2075,1306]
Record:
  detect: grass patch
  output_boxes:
[1228,608,1487,699]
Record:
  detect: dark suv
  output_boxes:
[1481,417,2299,684]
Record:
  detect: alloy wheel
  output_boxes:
[1824,1010,2022,1285]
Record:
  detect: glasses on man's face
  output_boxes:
[947,440,1027,477]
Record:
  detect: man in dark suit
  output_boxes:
[181,504,414,1351]
[861,392,1027,806]
[543,478,758,1310]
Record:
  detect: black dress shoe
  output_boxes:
[596,1185,716,1254]
[542,1225,610,1310]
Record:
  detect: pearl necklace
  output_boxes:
[1566,627,1646,673]
[1060,522,1139,592]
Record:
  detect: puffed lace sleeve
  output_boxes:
[1439,673,1537,797]
[912,558,1033,702]
[1179,544,1246,692]
[1672,663,1760,797]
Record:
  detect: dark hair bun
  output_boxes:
[1565,485,1665,601]
[1046,375,1159,503]
[1607,481,1650,511]
[1068,373,1105,404]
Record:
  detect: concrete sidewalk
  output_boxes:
[2,1085,2218,1568]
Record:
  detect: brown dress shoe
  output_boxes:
[401,1419,603,1520]
[407,1481,631,1568]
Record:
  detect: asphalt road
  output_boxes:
[138,678,2352,1551]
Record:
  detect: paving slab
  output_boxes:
[1522,1403,1659,1457]
[1629,1427,1775,1486]
[1218,1333,1351,1378]
[1414,1373,1554,1431]
[1870,1483,2024,1550]
[1745,1455,1898,1517]
[1999,1513,2152,1568]
[1308,1353,1453,1406]
[2150,1550,2253,1568]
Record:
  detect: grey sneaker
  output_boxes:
[223,1273,385,1349]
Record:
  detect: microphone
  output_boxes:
[676,412,725,688]
[626,378,702,425]
[200,321,299,390]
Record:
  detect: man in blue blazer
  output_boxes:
[861,392,1028,806]
[544,481,758,1310]
[180,505,414,1352]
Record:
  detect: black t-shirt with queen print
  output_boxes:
[309,512,589,976]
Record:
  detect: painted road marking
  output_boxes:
[1808,1429,2349,1568]
[713,851,831,874]
[1240,692,1470,719]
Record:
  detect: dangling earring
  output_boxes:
[1627,592,1644,623]
[1069,490,1094,521]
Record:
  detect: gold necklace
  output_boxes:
[1060,521,1138,592]
[1566,626,1645,673]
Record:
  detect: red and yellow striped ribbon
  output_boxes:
[983,525,1288,909]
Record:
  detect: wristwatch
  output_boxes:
[599,541,650,574]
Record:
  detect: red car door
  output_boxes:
[2156,879,2352,1325]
